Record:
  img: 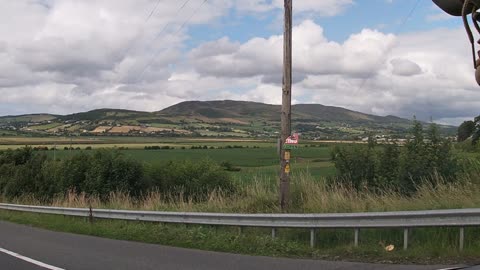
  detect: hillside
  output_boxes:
[58,109,152,122]
[159,101,410,124]
[0,100,455,139]
[159,100,280,120]
[0,114,58,124]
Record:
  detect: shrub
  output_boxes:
[0,148,235,202]
[220,161,241,172]
[398,122,458,193]
[145,146,161,150]
[82,150,146,197]
[148,159,235,200]
[331,144,376,190]
[0,148,147,200]
[331,121,459,195]
[0,148,51,199]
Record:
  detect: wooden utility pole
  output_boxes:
[280,0,292,211]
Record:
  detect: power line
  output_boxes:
[354,0,421,94]
[146,0,192,50]
[145,0,162,22]
[113,0,192,86]
[118,0,165,62]
[396,0,421,31]
[135,0,207,82]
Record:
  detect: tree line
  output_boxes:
[0,148,234,201]
[332,121,459,194]
[458,116,480,144]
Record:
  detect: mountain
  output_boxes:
[159,100,410,123]
[159,100,281,121]
[59,109,152,122]
[0,100,455,139]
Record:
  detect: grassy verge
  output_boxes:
[8,173,480,214]
[0,209,479,265]
[3,173,480,264]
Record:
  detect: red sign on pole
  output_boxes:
[285,133,299,145]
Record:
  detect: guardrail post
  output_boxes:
[354,228,359,247]
[403,228,409,250]
[238,226,244,235]
[272,228,277,239]
[459,227,465,252]
[310,229,316,248]
[88,206,93,224]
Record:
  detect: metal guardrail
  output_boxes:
[0,203,478,250]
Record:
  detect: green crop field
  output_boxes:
[0,136,276,146]
[0,136,344,182]
[28,122,63,130]
[43,143,335,181]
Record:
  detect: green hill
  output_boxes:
[159,100,411,124]
[59,109,152,122]
[0,114,58,124]
[0,100,455,139]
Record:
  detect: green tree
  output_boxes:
[56,152,91,193]
[83,150,146,197]
[331,145,376,190]
[148,159,234,200]
[376,142,400,187]
[458,120,475,142]
[3,153,48,199]
[398,120,428,193]
[398,121,458,194]
[473,116,480,145]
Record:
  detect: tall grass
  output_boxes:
[3,172,480,263]
[5,171,480,214]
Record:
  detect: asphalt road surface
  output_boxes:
[0,220,456,270]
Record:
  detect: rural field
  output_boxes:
[2,124,480,263]
[54,145,335,182]
[0,136,337,182]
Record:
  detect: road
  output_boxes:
[0,221,454,270]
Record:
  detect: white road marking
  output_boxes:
[0,247,65,270]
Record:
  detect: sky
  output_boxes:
[0,0,478,125]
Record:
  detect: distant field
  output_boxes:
[28,122,64,130]
[0,135,370,145]
[0,136,274,145]
[0,141,277,150]
[0,137,103,145]
[43,145,335,181]
[0,143,183,150]
[0,136,339,180]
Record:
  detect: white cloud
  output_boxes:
[390,58,422,76]
[188,21,479,123]
[0,0,478,125]
[192,21,396,79]
[0,0,231,114]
